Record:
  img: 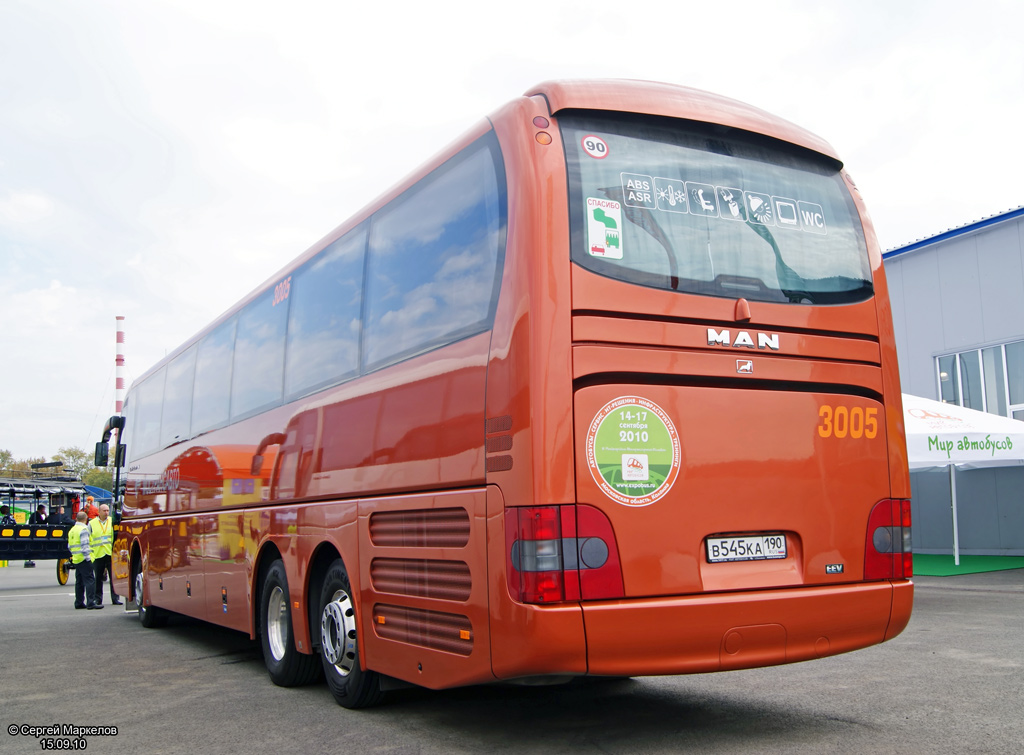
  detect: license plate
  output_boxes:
[706,534,787,563]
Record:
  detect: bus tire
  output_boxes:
[134,562,168,628]
[260,560,321,687]
[319,559,385,709]
[57,558,70,586]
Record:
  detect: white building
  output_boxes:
[884,206,1024,556]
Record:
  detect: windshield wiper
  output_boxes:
[600,187,679,289]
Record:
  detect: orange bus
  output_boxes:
[98,79,912,709]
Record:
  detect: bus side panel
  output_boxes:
[200,509,253,634]
[297,335,490,500]
[356,490,495,689]
[141,516,206,620]
[485,96,576,509]
[846,175,911,500]
[485,485,589,680]
[112,526,132,597]
[291,498,360,653]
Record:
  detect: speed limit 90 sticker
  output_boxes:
[586,396,681,507]
[581,134,609,159]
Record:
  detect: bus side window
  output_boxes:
[231,287,289,420]
[192,318,236,435]
[363,137,505,371]
[284,228,366,401]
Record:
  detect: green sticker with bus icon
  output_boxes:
[586,396,681,507]
[587,197,623,259]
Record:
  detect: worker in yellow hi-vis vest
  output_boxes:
[68,511,101,610]
[88,503,121,606]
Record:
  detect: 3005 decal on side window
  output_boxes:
[817,405,878,439]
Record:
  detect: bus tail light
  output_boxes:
[506,505,624,604]
[508,506,567,604]
[864,499,913,580]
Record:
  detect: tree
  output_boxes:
[1,446,111,488]
[82,467,113,492]
[7,456,47,477]
[52,446,94,479]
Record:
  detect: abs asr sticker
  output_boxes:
[586,396,681,507]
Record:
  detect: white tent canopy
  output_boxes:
[903,393,1024,470]
[902,393,1024,563]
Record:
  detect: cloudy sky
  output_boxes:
[2,0,1022,461]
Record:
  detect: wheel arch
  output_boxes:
[305,542,344,653]
[252,540,284,640]
[129,540,144,603]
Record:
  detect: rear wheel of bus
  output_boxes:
[319,559,384,709]
[133,561,167,628]
[260,560,321,687]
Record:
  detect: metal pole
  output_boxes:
[950,465,961,566]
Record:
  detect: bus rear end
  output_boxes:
[493,81,911,680]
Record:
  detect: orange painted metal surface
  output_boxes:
[527,79,841,162]
[114,80,910,695]
[356,490,493,689]
[581,581,901,676]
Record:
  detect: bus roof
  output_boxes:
[526,79,841,163]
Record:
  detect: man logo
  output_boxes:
[708,328,780,351]
[737,360,753,374]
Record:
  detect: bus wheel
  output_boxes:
[319,560,385,709]
[56,558,70,586]
[260,560,321,687]
[134,563,168,628]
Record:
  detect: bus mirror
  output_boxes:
[100,415,126,443]
[95,442,109,467]
[115,444,127,468]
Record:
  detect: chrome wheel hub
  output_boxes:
[266,585,288,662]
[320,589,357,676]
[135,571,145,613]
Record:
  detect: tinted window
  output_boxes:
[122,393,136,459]
[160,347,196,448]
[938,354,959,405]
[562,113,871,304]
[285,228,366,399]
[363,133,506,369]
[192,318,236,434]
[232,286,289,420]
[959,352,983,410]
[982,346,1007,416]
[131,368,166,459]
[1007,341,1024,406]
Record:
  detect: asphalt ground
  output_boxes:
[1,564,1021,754]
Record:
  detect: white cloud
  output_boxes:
[221,117,353,191]
[0,190,55,224]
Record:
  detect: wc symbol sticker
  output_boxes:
[587,197,623,259]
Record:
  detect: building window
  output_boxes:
[937,339,1024,419]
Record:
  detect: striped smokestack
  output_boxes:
[116,315,125,415]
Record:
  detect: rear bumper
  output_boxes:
[581,580,913,676]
